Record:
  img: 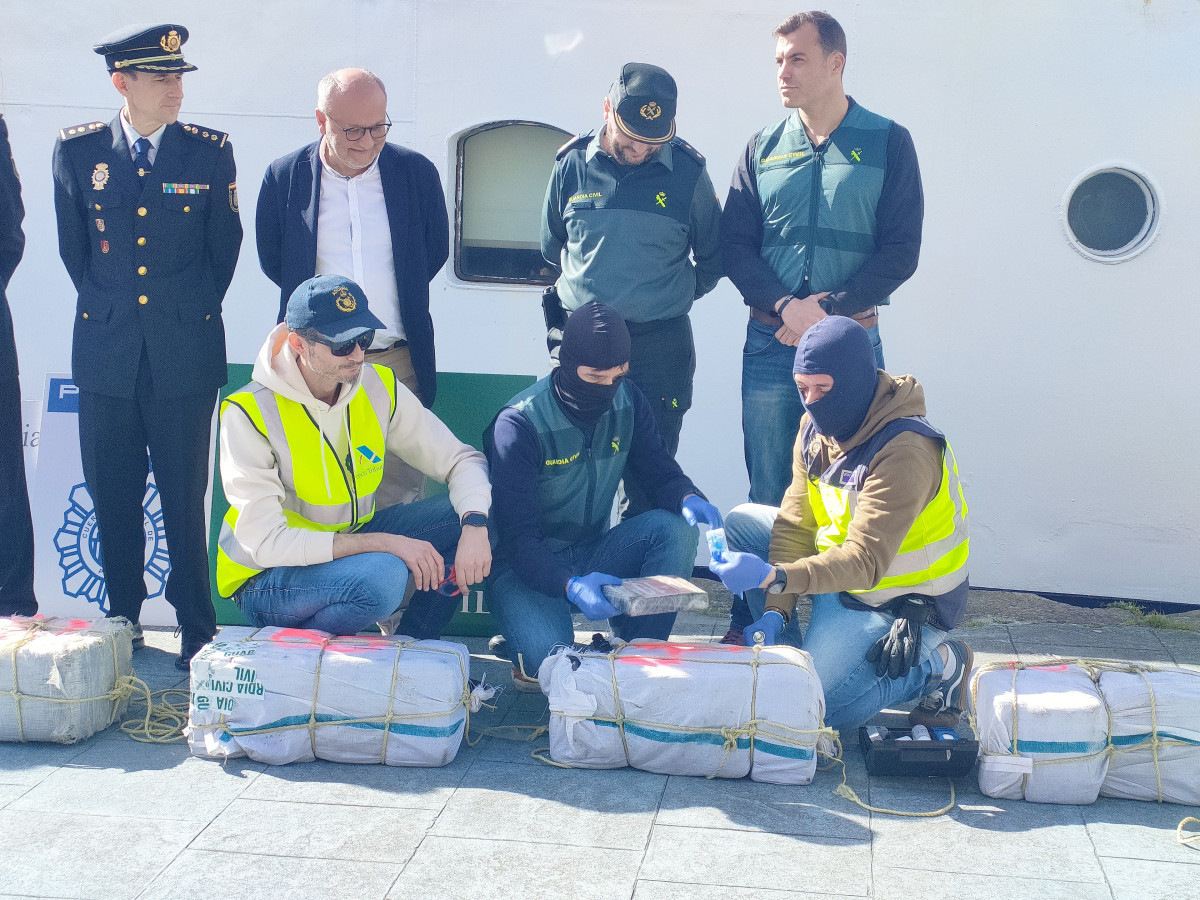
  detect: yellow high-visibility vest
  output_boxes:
[215,364,396,597]
[804,415,969,604]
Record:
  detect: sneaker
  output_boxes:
[488,634,511,661]
[510,664,542,693]
[717,627,744,645]
[131,623,145,651]
[909,639,974,728]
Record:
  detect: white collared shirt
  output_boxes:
[119,109,165,164]
[315,143,404,347]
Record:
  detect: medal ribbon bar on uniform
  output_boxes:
[162,183,210,193]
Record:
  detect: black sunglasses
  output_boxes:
[312,330,374,357]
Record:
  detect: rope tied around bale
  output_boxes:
[2,617,135,743]
[187,629,482,761]
[968,658,1200,802]
[532,640,835,780]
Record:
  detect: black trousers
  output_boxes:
[618,315,696,521]
[0,371,36,616]
[78,353,217,640]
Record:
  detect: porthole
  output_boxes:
[1063,167,1159,263]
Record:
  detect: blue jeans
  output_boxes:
[235,496,465,637]
[489,509,699,675]
[741,317,883,507]
[723,503,946,731]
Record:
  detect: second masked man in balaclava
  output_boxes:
[709,316,973,732]
[485,302,723,690]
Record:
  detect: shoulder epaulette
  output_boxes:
[555,132,592,160]
[59,121,108,142]
[181,123,229,148]
[672,137,705,165]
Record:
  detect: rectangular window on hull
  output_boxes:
[455,121,570,285]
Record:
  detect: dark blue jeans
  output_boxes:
[733,317,883,631]
[724,502,946,730]
[235,496,463,637]
[488,509,699,675]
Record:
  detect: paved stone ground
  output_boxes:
[2,587,1198,900]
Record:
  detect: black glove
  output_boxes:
[865,595,931,679]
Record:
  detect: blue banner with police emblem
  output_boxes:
[30,374,180,625]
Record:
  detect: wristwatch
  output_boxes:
[460,512,488,528]
[765,565,788,595]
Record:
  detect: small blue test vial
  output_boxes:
[706,527,727,558]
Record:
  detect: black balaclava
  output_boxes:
[553,301,631,426]
[793,316,879,442]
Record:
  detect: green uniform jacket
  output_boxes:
[542,128,722,323]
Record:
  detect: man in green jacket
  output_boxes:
[542,63,722,518]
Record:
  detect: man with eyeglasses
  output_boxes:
[256,67,448,509]
[215,274,491,637]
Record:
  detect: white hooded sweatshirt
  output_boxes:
[219,323,491,569]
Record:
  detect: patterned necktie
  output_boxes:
[133,137,153,184]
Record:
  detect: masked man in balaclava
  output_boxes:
[709,316,971,731]
[485,302,723,691]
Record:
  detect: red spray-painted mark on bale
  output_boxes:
[616,641,749,666]
[264,629,410,656]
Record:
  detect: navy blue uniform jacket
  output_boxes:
[255,141,449,408]
[53,116,242,399]
[1,114,26,386]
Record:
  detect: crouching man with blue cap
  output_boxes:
[215,274,492,637]
[484,302,723,691]
[709,317,971,731]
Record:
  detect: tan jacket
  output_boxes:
[767,372,944,617]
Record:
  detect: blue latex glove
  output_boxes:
[567,572,622,620]
[708,550,773,594]
[681,494,724,530]
[744,610,786,647]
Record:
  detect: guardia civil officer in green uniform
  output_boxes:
[52,24,242,668]
[541,63,722,519]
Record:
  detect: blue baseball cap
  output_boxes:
[285,275,385,343]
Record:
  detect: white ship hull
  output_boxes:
[3,0,1196,606]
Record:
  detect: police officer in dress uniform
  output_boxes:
[52,25,242,667]
[541,63,722,520]
[0,112,36,617]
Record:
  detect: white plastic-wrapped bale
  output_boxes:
[974,664,1109,804]
[0,616,134,743]
[538,639,827,784]
[1099,667,1200,804]
[186,627,474,766]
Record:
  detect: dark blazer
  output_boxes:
[255,141,449,407]
[1,114,26,386]
[52,116,243,398]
